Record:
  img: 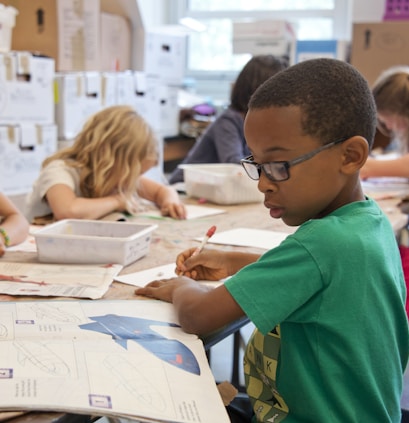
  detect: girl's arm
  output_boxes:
[46,184,127,220]
[0,193,30,255]
[137,176,186,219]
[213,113,246,163]
[361,155,409,179]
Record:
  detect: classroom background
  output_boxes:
[0,0,404,210]
[0,1,409,422]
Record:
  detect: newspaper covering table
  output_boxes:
[0,262,122,299]
[0,299,230,423]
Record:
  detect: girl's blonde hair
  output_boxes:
[43,105,158,208]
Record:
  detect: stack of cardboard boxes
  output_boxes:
[0,0,187,189]
[0,52,56,196]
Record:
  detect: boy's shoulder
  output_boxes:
[295,198,386,240]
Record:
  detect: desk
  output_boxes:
[2,197,407,302]
[1,196,408,422]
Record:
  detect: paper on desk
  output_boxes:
[138,204,225,220]
[115,263,224,288]
[0,300,230,422]
[0,262,122,299]
[116,263,177,286]
[197,227,289,250]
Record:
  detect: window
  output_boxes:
[169,0,352,103]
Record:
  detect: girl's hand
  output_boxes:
[360,157,376,180]
[0,238,6,257]
[160,202,187,219]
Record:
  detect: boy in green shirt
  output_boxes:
[136,58,409,422]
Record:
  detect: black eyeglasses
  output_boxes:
[240,137,349,182]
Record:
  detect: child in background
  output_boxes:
[25,105,186,223]
[168,55,288,184]
[0,193,29,256]
[361,66,409,179]
[136,59,409,422]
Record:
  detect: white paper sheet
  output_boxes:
[115,263,224,288]
[0,262,122,299]
[116,263,177,286]
[138,204,225,220]
[197,227,289,250]
[0,300,230,422]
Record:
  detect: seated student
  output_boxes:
[25,105,186,223]
[168,55,288,184]
[0,193,29,256]
[361,66,409,179]
[136,59,409,423]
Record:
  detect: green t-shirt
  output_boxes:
[225,198,409,422]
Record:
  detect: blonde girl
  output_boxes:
[361,66,409,179]
[25,105,186,222]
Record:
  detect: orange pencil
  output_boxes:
[192,225,217,257]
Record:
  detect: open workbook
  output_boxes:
[0,300,230,423]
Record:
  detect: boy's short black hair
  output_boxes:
[248,58,377,149]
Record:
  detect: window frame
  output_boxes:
[168,0,353,101]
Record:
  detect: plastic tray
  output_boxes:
[33,219,157,266]
[180,163,264,205]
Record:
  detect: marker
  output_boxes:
[192,225,217,257]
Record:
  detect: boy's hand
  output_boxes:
[135,276,193,302]
[176,248,230,281]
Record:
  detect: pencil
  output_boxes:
[192,225,217,257]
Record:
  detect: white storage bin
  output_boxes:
[180,163,264,205]
[33,220,157,266]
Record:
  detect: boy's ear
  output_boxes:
[340,136,369,174]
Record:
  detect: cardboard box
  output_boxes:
[350,21,409,86]
[158,84,179,137]
[116,70,134,106]
[101,72,118,107]
[135,26,187,84]
[0,0,101,71]
[100,12,131,71]
[0,123,57,195]
[54,72,102,140]
[233,20,296,56]
[0,52,54,124]
[0,0,132,72]
[34,219,158,265]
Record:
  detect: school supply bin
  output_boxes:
[180,163,264,205]
[33,219,157,266]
